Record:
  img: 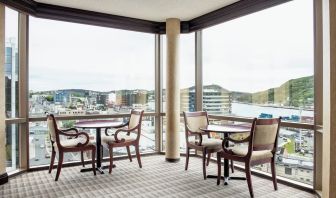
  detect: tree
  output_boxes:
[45,95,54,102]
[62,120,75,128]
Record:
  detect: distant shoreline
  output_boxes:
[232,101,314,112]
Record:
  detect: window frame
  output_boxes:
[3,1,320,192]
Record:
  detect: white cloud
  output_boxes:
[25,0,313,93]
[203,0,313,92]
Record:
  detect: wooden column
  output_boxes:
[322,0,336,197]
[165,18,180,162]
[0,4,8,184]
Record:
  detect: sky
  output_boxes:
[203,0,314,93]
[5,0,313,93]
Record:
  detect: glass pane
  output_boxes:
[29,17,155,117]
[203,0,314,186]
[5,8,19,118]
[162,33,195,112]
[6,124,19,172]
[257,128,314,185]
[29,116,155,167]
[203,0,314,124]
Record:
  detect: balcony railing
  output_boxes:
[5,112,314,189]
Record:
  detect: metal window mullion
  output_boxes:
[195,31,203,111]
[0,5,6,176]
[18,13,29,170]
[313,0,323,191]
[155,34,163,152]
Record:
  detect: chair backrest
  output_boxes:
[128,109,144,130]
[183,111,209,134]
[250,117,281,153]
[47,114,58,143]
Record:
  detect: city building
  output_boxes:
[180,85,232,115]
[96,94,108,105]
[203,85,232,115]
[4,38,18,171]
[115,90,148,108]
[54,91,70,104]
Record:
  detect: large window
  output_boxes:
[29,17,155,117]
[28,17,155,166]
[5,8,19,119]
[203,0,314,120]
[203,0,314,185]
[5,7,19,173]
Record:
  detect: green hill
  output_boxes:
[232,75,314,107]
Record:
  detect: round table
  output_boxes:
[200,124,250,185]
[75,120,124,174]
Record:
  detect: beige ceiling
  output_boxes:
[34,0,239,22]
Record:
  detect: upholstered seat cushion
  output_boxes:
[102,134,136,144]
[53,138,94,151]
[231,146,273,161]
[189,138,222,148]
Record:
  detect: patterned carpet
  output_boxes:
[0,155,316,198]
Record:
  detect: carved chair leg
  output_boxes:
[48,151,56,173]
[271,158,278,190]
[109,146,113,174]
[207,152,211,166]
[245,162,254,198]
[135,144,142,168]
[55,152,64,181]
[217,152,221,185]
[202,149,207,180]
[126,146,132,162]
[92,148,96,176]
[231,159,234,173]
[81,151,85,167]
[185,147,190,171]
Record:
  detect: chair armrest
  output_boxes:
[57,132,90,148]
[115,121,129,128]
[222,136,250,153]
[113,126,138,142]
[76,132,90,146]
[61,128,79,133]
[185,125,208,146]
[105,122,129,136]
[186,125,208,136]
[58,128,79,137]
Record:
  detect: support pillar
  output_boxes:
[165,18,180,162]
[0,4,8,185]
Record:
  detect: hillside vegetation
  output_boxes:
[232,76,314,107]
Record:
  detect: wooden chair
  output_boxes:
[183,111,222,179]
[228,132,250,173]
[47,114,96,181]
[217,117,281,198]
[103,110,144,174]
